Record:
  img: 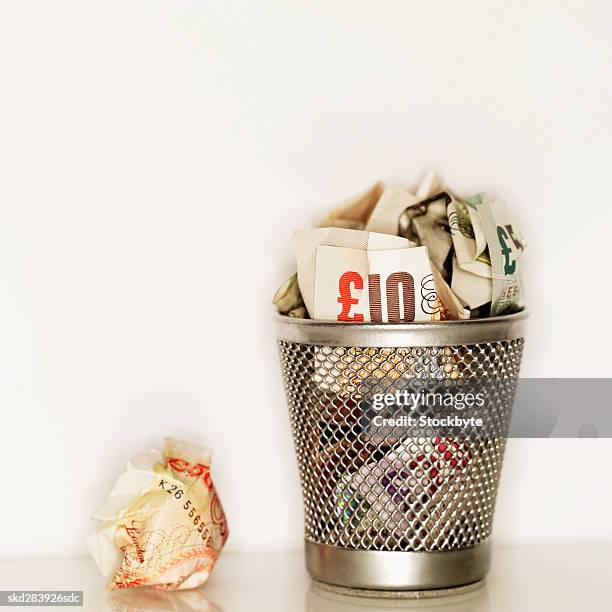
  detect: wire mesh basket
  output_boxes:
[275,311,527,590]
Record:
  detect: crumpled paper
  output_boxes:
[87,438,228,590]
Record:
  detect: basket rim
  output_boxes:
[274,309,528,347]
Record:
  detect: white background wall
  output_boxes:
[1,1,610,558]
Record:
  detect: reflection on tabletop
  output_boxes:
[306,580,491,611]
[104,586,222,612]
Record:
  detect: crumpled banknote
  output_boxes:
[272,272,306,318]
[316,182,385,230]
[87,438,228,591]
[273,170,525,320]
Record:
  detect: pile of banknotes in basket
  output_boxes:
[273,170,525,321]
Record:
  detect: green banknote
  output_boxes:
[477,200,524,316]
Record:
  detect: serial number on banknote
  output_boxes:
[158,478,213,546]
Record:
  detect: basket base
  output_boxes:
[312,577,486,600]
[305,540,491,591]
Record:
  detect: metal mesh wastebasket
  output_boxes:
[275,311,527,591]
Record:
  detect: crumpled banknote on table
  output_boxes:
[273,170,526,321]
[88,438,228,591]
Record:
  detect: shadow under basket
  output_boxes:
[275,311,527,591]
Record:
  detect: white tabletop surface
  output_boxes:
[0,544,610,611]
